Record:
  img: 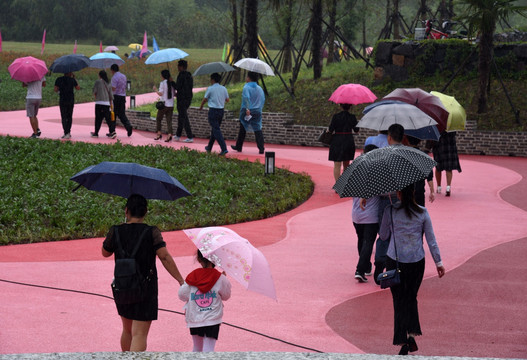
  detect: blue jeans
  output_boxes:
[206,108,226,152]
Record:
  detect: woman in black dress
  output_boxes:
[102,194,184,352]
[328,103,359,181]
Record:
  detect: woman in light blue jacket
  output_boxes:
[379,183,446,355]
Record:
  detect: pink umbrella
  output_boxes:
[184,227,277,300]
[329,83,377,105]
[104,45,119,52]
[8,56,48,83]
[383,88,449,133]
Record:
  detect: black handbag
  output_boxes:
[155,101,166,110]
[318,129,333,145]
[377,207,401,289]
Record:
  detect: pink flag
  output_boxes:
[0,30,2,52]
[73,40,77,54]
[41,29,46,55]
[99,41,103,52]
[139,31,148,58]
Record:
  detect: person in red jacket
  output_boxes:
[178,250,231,352]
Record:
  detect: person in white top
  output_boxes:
[23,77,46,138]
[178,250,231,352]
[153,70,176,142]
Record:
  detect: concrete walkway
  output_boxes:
[1,96,526,359]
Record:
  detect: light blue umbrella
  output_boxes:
[145,48,188,65]
[89,52,125,69]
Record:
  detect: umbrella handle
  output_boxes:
[72,183,83,192]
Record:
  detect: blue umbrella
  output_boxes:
[70,161,191,201]
[145,48,188,65]
[89,52,125,69]
[50,54,91,73]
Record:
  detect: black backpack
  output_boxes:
[111,226,151,305]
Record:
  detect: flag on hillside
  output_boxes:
[99,41,103,52]
[153,36,159,52]
[0,30,3,52]
[139,31,148,58]
[73,40,77,54]
[41,29,46,55]
[222,42,227,62]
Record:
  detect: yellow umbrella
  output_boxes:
[430,91,466,131]
[128,43,143,50]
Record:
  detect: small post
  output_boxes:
[126,80,131,91]
[130,95,136,108]
[265,152,275,175]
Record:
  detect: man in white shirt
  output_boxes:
[24,77,46,138]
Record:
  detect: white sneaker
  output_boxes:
[437,186,442,194]
[183,138,194,143]
[446,186,451,197]
[61,133,71,139]
[174,136,181,142]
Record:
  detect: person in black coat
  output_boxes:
[174,60,194,142]
[328,103,359,181]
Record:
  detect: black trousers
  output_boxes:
[113,95,132,132]
[176,101,193,138]
[387,257,425,345]
[94,104,114,135]
[353,223,379,274]
[59,101,74,134]
[235,123,265,152]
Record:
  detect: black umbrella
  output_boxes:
[333,145,437,199]
[50,54,91,73]
[70,161,191,201]
[193,61,235,76]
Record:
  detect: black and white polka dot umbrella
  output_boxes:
[333,145,437,199]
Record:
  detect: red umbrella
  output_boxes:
[383,88,448,132]
[329,83,377,105]
[8,56,48,83]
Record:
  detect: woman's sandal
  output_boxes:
[154,134,162,141]
[164,135,173,143]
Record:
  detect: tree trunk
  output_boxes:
[230,0,241,82]
[477,32,494,113]
[311,0,323,79]
[327,0,337,64]
[362,0,367,57]
[283,0,293,73]
[393,0,400,39]
[245,0,259,58]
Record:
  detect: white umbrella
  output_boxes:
[357,102,437,131]
[234,58,275,76]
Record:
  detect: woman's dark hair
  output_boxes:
[398,183,423,218]
[126,194,148,218]
[247,71,259,82]
[340,103,351,111]
[197,250,215,268]
[161,70,174,99]
[99,70,109,83]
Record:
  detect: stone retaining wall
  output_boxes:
[126,109,527,157]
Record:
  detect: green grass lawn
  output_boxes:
[0,136,313,245]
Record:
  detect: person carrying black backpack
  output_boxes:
[102,194,184,352]
[174,60,194,143]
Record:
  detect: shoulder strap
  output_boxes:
[113,225,151,258]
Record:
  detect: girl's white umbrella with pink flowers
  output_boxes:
[184,226,277,300]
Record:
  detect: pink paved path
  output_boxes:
[1,97,526,357]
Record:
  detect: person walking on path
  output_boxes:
[178,250,231,352]
[432,131,462,197]
[200,73,230,156]
[328,103,359,182]
[174,60,194,143]
[110,64,133,137]
[23,76,46,138]
[54,72,80,139]
[373,124,404,284]
[231,72,266,154]
[153,70,176,142]
[352,144,379,283]
[379,183,445,355]
[91,70,115,139]
[407,135,435,206]
[102,194,184,352]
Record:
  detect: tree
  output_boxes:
[457,0,527,113]
[311,0,323,79]
[245,0,259,58]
